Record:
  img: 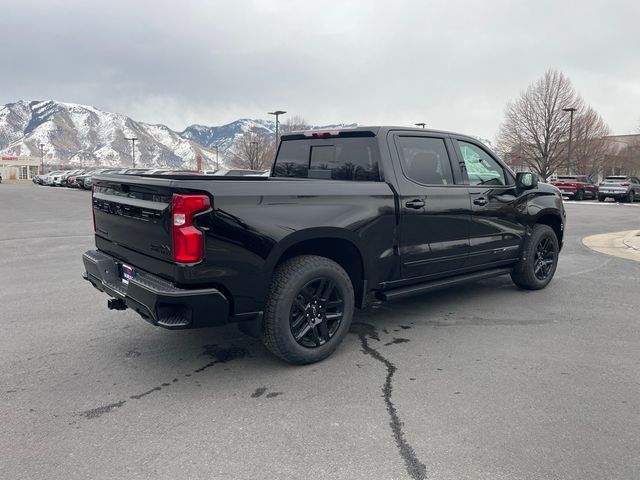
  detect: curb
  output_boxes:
[582,230,640,263]
[622,230,640,251]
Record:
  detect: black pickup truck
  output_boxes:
[83,127,565,364]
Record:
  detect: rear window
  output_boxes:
[273,138,381,181]
[556,176,578,181]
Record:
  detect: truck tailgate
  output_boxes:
[93,175,185,262]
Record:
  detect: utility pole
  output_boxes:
[562,107,577,172]
[414,122,426,129]
[268,110,286,152]
[39,143,45,174]
[124,137,138,168]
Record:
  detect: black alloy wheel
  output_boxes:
[260,255,355,364]
[289,277,344,348]
[533,236,556,281]
[511,224,559,290]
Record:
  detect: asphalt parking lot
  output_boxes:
[1,184,639,480]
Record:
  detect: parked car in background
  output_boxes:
[551,175,598,200]
[75,170,99,189]
[65,170,87,187]
[52,170,74,186]
[83,169,122,189]
[42,171,64,185]
[598,176,640,202]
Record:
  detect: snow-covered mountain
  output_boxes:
[180,119,359,152]
[181,118,276,154]
[0,100,358,169]
[0,100,219,169]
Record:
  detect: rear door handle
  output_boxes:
[473,197,488,206]
[405,199,425,209]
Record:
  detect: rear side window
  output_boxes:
[273,138,381,181]
[273,141,309,178]
[396,136,454,185]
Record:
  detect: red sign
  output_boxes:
[1,156,18,161]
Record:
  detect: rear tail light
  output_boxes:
[172,193,210,263]
[622,182,630,186]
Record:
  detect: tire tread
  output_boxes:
[261,255,354,364]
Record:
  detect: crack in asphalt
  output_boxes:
[77,400,126,419]
[350,322,427,480]
[76,344,251,419]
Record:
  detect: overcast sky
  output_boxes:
[1,0,638,139]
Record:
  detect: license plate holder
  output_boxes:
[119,263,135,284]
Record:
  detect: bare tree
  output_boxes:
[496,70,609,180]
[569,106,610,177]
[230,128,275,170]
[607,135,640,176]
[280,115,310,135]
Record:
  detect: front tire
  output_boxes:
[575,190,584,201]
[627,191,635,203]
[511,225,559,290]
[261,255,355,365]
[598,195,606,202]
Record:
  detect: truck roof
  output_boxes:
[281,126,481,144]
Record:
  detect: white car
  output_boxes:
[40,171,63,185]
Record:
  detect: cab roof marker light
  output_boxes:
[303,130,340,138]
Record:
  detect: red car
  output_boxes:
[551,175,598,201]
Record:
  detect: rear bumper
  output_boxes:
[555,186,578,194]
[599,191,628,197]
[82,249,230,329]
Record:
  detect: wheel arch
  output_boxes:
[535,212,564,250]
[265,228,368,308]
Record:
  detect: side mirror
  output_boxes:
[516,172,538,190]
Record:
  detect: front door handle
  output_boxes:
[405,199,425,209]
[473,197,488,206]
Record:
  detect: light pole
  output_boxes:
[268,110,286,151]
[562,107,576,171]
[211,145,219,170]
[124,137,138,168]
[414,122,426,129]
[39,143,45,174]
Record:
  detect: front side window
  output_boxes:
[458,141,506,186]
[396,136,454,185]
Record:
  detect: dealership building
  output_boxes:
[0,156,40,181]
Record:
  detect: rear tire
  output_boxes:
[261,255,354,365]
[598,195,606,202]
[627,191,635,203]
[511,224,559,290]
[575,190,584,201]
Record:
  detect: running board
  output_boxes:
[376,268,513,302]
